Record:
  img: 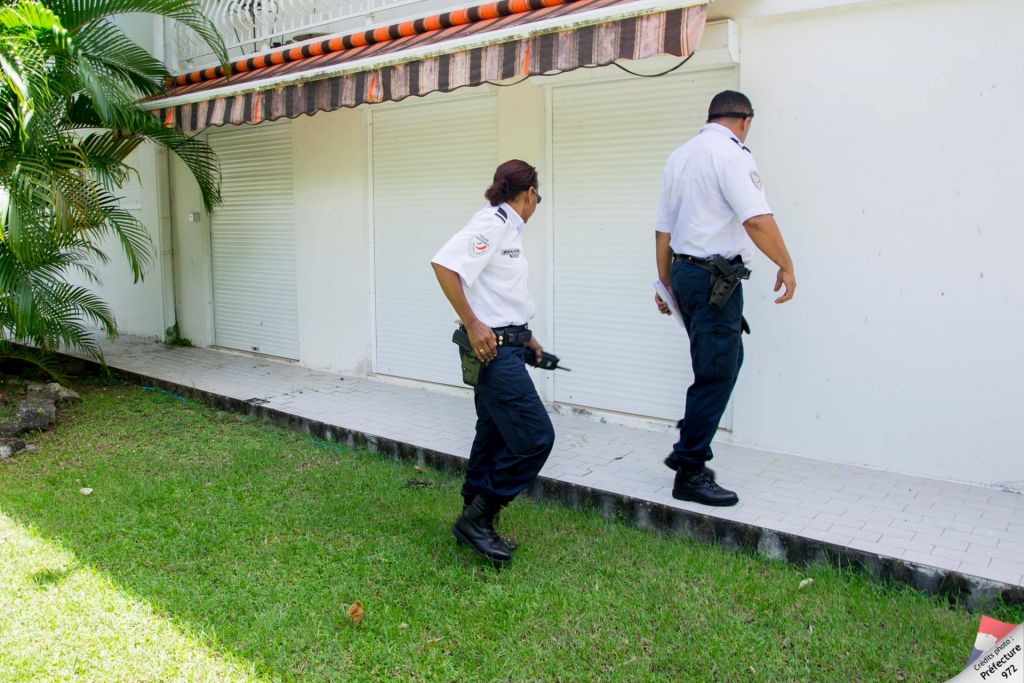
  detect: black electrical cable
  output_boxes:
[607,52,694,77]
[482,53,694,88]
[378,53,696,104]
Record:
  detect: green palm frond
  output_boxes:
[1,0,225,364]
[72,19,169,97]
[103,104,221,209]
[80,131,142,190]
[46,0,228,69]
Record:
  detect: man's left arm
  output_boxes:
[720,156,796,304]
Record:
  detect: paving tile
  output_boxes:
[872,509,925,525]
[913,532,969,554]
[738,508,786,524]
[986,560,1024,585]
[829,524,882,544]
[891,519,946,537]
[815,512,858,528]
[763,520,806,536]
[862,522,915,542]
[983,545,1024,566]
[944,528,999,550]
[929,545,974,565]
[818,531,855,547]
[957,563,1023,586]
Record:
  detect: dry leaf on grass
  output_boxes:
[347,601,364,627]
[79,488,93,496]
[414,466,425,473]
[798,578,814,589]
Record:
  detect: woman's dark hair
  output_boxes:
[485,159,538,206]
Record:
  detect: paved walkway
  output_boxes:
[85,335,1023,589]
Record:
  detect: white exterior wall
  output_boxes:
[292,110,371,373]
[169,152,215,346]
[66,143,171,340]
[127,0,1023,488]
[68,16,170,340]
[728,0,1024,486]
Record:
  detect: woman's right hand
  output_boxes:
[466,320,498,363]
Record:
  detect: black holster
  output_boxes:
[452,328,483,387]
[707,255,751,311]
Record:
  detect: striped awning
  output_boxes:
[147,0,708,132]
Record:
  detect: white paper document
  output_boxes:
[652,280,686,330]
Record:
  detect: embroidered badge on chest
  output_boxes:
[750,170,763,190]
[501,248,521,258]
[470,234,490,257]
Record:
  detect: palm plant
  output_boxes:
[0,0,227,373]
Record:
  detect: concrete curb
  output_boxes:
[87,361,1024,611]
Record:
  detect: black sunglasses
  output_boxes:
[532,187,542,204]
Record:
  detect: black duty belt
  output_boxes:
[673,253,744,269]
[493,325,532,347]
[458,324,532,346]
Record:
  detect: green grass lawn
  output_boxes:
[0,383,1020,682]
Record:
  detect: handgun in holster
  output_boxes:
[452,328,483,387]
[707,255,751,311]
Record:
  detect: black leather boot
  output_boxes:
[462,501,517,551]
[663,455,716,481]
[672,468,738,506]
[452,495,513,564]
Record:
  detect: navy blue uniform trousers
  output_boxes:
[462,345,555,505]
[664,261,745,474]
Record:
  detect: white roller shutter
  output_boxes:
[208,123,299,359]
[372,95,498,385]
[552,68,737,422]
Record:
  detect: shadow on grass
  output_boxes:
[0,383,1020,682]
[30,565,79,589]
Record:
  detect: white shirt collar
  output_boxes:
[500,202,526,231]
[701,122,748,151]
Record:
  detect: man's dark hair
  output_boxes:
[707,90,754,122]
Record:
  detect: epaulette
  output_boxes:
[730,137,751,154]
[495,206,508,223]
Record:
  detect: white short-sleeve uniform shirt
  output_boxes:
[431,203,534,328]
[655,122,773,265]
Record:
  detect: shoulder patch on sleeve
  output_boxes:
[470,234,491,258]
[750,170,762,190]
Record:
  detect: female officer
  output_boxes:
[430,159,554,565]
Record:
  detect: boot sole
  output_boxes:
[451,526,511,566]
[671,490,738,507]
[454,531,517,552]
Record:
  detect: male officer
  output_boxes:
[655,90,796,507]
